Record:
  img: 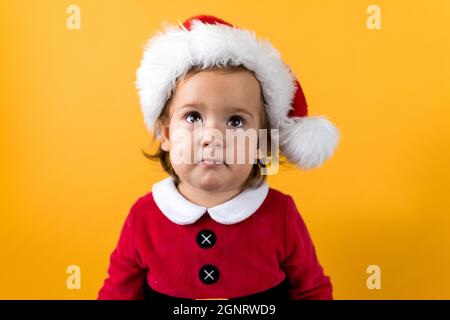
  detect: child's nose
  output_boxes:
[201,125,224,149]
[201,129,224,148]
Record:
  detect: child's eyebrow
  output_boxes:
[227,107,254,119]
[178,103,206,111]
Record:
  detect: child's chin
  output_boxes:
[195,174,227,191]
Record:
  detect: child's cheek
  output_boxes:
[169,119,194,142]
[168,121,197,165]
[225,134,258,165]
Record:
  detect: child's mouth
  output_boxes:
[198,159,226,167]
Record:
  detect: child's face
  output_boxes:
[159,69,263,193]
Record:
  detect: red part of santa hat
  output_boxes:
[136,14,339,170]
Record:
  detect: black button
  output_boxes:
[199,264,219,284]
[196,229,216,249]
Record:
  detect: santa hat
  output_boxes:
[136,15,339,170]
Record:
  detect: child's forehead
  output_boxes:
[170,70,263,109]
[177,68,261,88]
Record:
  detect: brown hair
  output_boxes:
[141,64,274,189]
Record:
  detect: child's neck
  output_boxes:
[176,181,242,208]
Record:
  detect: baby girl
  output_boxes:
[98,14,339,300]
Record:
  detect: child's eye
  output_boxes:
[185,111,202,123]
[227,115,246,128]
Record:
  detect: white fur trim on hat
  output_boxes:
[136,19,295,134]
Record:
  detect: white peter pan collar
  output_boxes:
[151,176,269,225]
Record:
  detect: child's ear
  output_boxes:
[160,124,170,152]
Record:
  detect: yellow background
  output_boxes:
[1,0,449,299]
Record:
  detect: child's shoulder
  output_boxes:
[267,186,297,205]
[124,189,157,218]
[266,186,304,218]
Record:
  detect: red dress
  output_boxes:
[98,177,333,300]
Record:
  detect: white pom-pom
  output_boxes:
[279,116,340,170]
